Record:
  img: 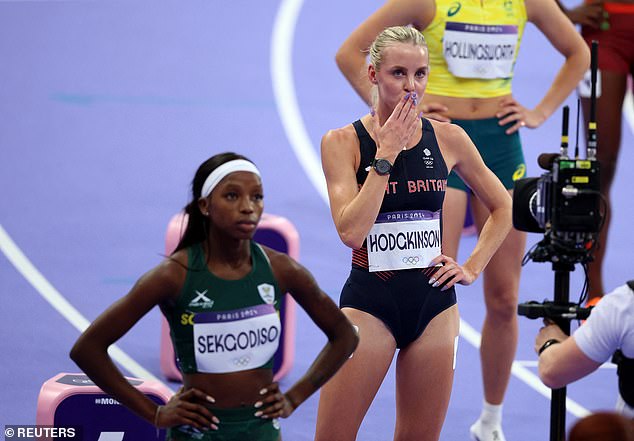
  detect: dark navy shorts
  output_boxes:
[340,267,457,348]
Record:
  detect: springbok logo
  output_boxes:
[188,289,214,308]
[257,283,275,304]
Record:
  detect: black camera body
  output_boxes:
[513,156,601,264]
[547,158,601,233]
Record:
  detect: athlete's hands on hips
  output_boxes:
[564,0,604,28]
[428,255,477,291]
[420,101,450,123]
[496,97,545,134]
[157,387,219,430]
[370,92,422,161]
[255,382,294,419]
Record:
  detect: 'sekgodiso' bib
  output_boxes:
[367,210,441,272]
[193,304,281,373]
[443,22,518,79]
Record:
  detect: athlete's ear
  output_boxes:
[368,64,378,85]
[198,197,210,217]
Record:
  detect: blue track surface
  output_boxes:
[1,1,633,439]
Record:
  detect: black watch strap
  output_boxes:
[538,339,561,355]
[371,158,393,176]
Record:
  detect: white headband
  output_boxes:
[200,159,261,199]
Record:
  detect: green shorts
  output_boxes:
[167,406,281,441]
[447,117,526,192]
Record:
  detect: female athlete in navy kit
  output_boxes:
[71,152,358,440]
[315,27,512,441]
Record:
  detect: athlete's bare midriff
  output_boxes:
[184,368,273,408]
[423,93,514,120]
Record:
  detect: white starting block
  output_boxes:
[160,212,298,382]
[36,372,173,440]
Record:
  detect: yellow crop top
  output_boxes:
[422,0,527,98]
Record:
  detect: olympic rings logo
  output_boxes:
[402,256,420,265]
[234,356,252,366]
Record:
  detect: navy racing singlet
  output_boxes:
[352,118,448,276]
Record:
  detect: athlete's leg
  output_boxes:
[314,308,397,441]
[582,71,628,300]
[469,190,525,441]
[442,187,469,259]
[393,305,459,441]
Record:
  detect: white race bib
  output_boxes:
[367,210,441,272]
[193,304,281,373]
[443,22,518,79]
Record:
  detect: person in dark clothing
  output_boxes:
[315,26,512,441]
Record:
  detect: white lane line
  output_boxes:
[0,224,164,384]
[270,0,590,418]
[460,320,589,418]
[270,0,329,203]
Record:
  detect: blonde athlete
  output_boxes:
[336,2,589,439]
[315,26,512,441]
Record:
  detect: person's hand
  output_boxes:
[496,97,545,134]
[254,383,295,419]
[427,255,478,291]
[420,101,451,122]
[370,92,422,162]
[564,1,604,28]
[534,320,568,354]
[156,387,219,431]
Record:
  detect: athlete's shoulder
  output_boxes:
[155,251,188,286]
[259,244,314,293]
[428,118,468,142]
[322,121,358,148]
[321,120,363,173]
[260,245,297,272]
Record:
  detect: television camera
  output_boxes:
[512,41,606,441]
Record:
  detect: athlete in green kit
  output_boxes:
[71,152,359,440]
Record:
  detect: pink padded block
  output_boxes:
[36,372,172,440]
[160,212,298,382]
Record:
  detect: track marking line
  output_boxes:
[0,224,165,385]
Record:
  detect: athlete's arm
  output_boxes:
[336,0,435,106]
[70,257,216,429]
[535,325,602,389]
[260,248,359,418]
[321,97,420,249]
[498,0,590,133]
[431,121,512,288]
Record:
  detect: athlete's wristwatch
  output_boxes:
[371,158,393,176]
